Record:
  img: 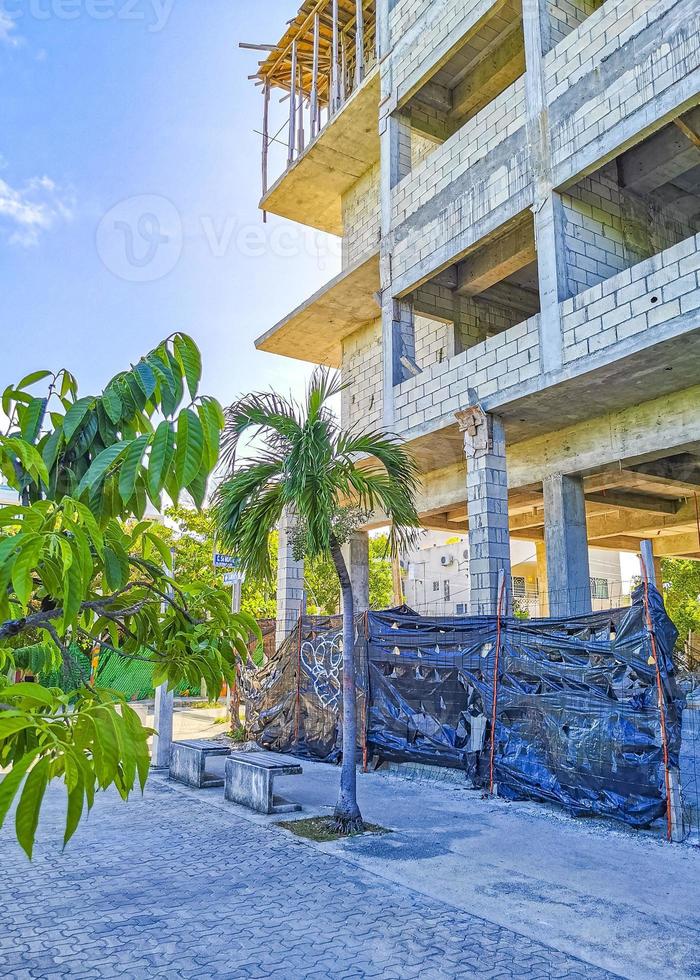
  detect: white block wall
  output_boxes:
[415,315,456,371]
[545,0,700,182]
[342,164,381,268]
[562,167,695,295]
[389,0,507,106]
[562,232,700,363]
[394,315,541,430]
[341,318,384,429]
[391,77,529,290]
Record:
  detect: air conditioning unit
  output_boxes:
[440,555,454,567]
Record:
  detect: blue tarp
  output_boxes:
[244,587,683,828]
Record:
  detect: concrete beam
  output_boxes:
[476,283,540,317]
[618,113,700,194]
[584,491,681,515]
[451,25,525,121]
[652,532,700,558]
[365,387,700,528]
[585,499,699,540]
[456,224,536,296]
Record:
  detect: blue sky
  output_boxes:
[0,0,339,406]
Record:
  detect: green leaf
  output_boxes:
[118,434,150,504]
[17,370,52,390]
[0,715,35,739]
[121,703,150,791]
[134,360,157,400]
[63,778,84,850]
[90,709,120,788]
[0,748,42,829]
[11,535,42,606]
[174,334,202,401]
[16,757,50,859]
[2,683,55,706]
[103,545,129,591]
[175,409,204,489]
[101,384,122,425]
[75,442,130,497]
[41,428,63,473]
[198,398,223,471]
[2,437,50,487]
[19,397,47,444]
[62,558,84,628]
[147,421,175,500]
[62,397,95,443]
[145,530,173,570]
[187,470,207,510]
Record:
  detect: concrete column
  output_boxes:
[535,540,549,616]
[343,530,370,613]
[380,106,413,427]
[456,407,512,616]
[522,0,568,376]
[543,474,591,617]
[276,508,305,648]
[151,682,174,770]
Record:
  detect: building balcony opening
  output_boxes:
[396,0,525,171]
[560,105,700,300]
[395,213,539,383]
[242,0,377,212]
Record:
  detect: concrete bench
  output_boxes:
[224,751,303,814]
[169,740,231,789]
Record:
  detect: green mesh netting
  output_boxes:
[40,648,200,700]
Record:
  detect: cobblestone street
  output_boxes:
[0,776,618,980]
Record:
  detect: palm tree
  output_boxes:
[213,369,420,832]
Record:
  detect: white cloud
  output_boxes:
[0,9,21,47]
[0,174,73,246]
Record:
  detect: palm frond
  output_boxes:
[213,366,421,580]
[220,391,302,472]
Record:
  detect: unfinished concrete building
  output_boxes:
[247,0,700,637]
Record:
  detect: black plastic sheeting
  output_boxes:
[242,587,683,828]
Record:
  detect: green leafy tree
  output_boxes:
[0,335,255,858]
[214,369,419,833]
[659,558,700,653]
[304,534,394,614]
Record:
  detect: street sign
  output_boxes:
[223,571,245,586]
[213,554,241,569]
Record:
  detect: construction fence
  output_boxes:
[242,585,700,844]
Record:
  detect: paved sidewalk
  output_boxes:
[0,777,616,980]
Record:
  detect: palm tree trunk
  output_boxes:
[330,537,364,834]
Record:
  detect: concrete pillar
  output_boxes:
[543,474,592,617]
[456,407,512,616]
[522,0,568,375]
[380,107,413,427]
[535,540,549,616]
[151,682,174,770]
[343,530,370,613]
[276,508,305,648]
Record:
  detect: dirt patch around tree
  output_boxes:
[275,816,391,842]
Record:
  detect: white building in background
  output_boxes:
[403,531,626,617]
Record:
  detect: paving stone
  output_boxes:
[0,780,619,979]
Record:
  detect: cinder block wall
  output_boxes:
[342,164,381,267]
[340,319,383,430]
[562,166,698,297]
